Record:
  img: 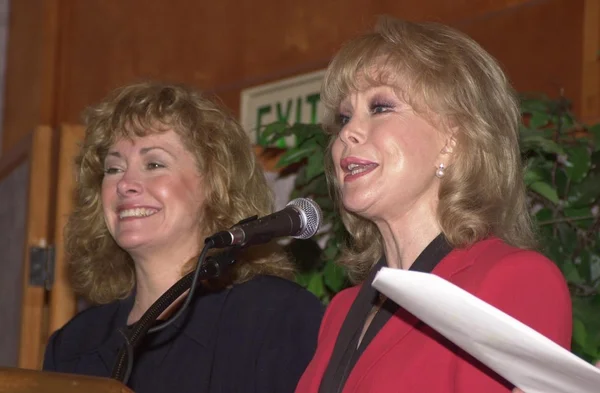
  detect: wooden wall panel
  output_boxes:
[581,0,600,122]
[457,0,583,110]
[1,0,59,153]
[47,124,82,335]
[18,127,54,369]
[2,0,589,151]
[53,0,579,124]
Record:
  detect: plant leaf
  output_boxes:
[258,121,289,146]
[520,95,551,113]
[529,112,551,129]
[529,181,560,204]
[573,318,588,349]
[276,146,315,167]
[590,124,600,152]
[561,262,583,284]
[520,130,565,155]
[534,208,553,222]
[324,241,340,260]
[524,167,548,186]
[572,296,600,360]
[564,146,591,183]
[323,260,347,292]
[564,207,594,229]
[307,272,325,299]
[294,176,328,198]
[295,271,313,287]
[314,195,335,211]
[290,123,326,146]
[305,152,325,181]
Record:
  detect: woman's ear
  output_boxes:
[433,115,457,164]
[441,137,456,154]
[439,130,457,164]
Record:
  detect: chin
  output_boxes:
[115,235,154,253]
[341,197,375,218]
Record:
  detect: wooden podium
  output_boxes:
[0,367,133,393]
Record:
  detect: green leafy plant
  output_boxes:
[520,94,600,363]
[258,123,348,303]
[258,95,600,361]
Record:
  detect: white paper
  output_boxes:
[371,267,600,393]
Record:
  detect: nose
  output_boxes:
[116,171,143,197]
[338,116,366,146]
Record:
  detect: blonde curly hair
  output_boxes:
[66,82,293,304]
[321,16,536,282]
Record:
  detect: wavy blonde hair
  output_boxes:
[322,16,536,282]
[67,82,293,304]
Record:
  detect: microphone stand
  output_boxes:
[110,241,239,384]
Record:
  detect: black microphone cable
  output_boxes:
[111,240,237,384]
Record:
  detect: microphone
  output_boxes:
[206,198,322,249]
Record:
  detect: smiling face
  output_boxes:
[331,85,451,223]
[101,129,205,258]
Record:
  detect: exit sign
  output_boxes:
[240,69,326,146]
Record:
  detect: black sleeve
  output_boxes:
[255,288,324,393]
[42,329,62,371]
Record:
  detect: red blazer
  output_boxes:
[295,238,572,393]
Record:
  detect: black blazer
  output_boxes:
[43,275,324,393]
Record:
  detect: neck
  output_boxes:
[127,247,197,325]
[374,200,441,270]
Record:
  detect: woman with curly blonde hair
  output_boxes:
[42,82,323,393]
[295,16,571,393]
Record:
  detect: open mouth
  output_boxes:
[346,163,378,176]
[119,207,159,219]
[344,163,378,181]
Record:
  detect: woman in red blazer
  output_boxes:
[294,16,572,393]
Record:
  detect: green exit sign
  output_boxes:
[240,70,325,147]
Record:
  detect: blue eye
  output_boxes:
[370,102,394,114]
[338,114,350,126]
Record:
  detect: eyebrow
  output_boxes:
[140,146,176,158]
[106,146,177,159]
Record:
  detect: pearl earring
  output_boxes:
[435,163,445,178]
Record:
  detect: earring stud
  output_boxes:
[435,163,445,178]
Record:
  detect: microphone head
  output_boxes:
[287,198,322,239]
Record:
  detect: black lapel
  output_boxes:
[318,233,452,393]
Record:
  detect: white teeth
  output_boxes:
[346,163,376,175]
[351,167,369,175]
[119,208,158,219]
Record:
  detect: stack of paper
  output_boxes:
[371,267,600,393]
